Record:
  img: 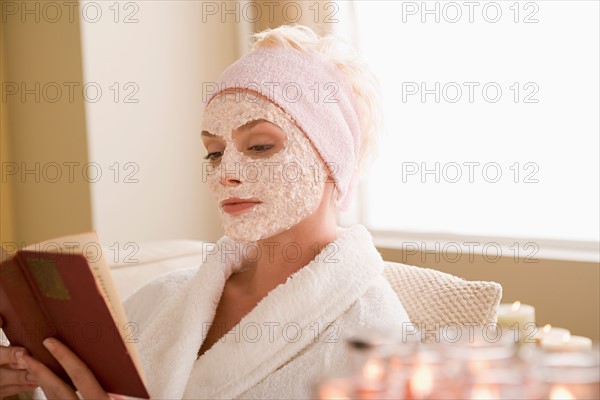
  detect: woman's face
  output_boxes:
[201,90,328,243]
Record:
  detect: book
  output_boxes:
[0,232,150,399]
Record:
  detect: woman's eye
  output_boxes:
[248,145,274,152]
[204,151,223,160]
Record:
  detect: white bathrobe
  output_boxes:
[34,224,411,399]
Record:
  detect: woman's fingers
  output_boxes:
[0,314,27,368]
[108,394,127,400]
[0,314,38,396]
[0,365,38,386]
[0,383,40,397]
[1,315,112,399]
[20,352,79,399]
[0,345,28,367]
[39,338,110,400]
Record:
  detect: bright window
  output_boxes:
[336,1,599,244]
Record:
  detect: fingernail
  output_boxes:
[15,349,24,360]
[26,372,37,382]
[17,354,28,368]
[43,338,55,351]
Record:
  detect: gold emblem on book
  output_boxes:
[26,258,71,300]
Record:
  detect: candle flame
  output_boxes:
[362,359,385,381]
[317,378,352,400]
[410,363,433,399]
[543,324,552,333]
[511,301,521,311]
[549,385,575,400]
[469,359,489,374]
[318,387,351,400]
[471,385,498,400]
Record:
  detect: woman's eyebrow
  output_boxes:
[239,119,269,132]
[201,131,215,137]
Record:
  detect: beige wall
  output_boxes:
[78,1,231,245]
[254,0,334,35]
[378,247,600,341]
[1,0,92,247]
[0,24,15,246]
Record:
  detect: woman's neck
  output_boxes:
[234,211,338,296]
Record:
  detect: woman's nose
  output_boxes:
[219,160,242,187]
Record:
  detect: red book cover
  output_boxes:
[0,249,150,399]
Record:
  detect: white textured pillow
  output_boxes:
[383,261,502,332]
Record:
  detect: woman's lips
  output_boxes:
[221,199,260,214]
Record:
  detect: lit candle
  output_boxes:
[315,377,353,400]
[533,324,571,345]
[470,385,499,400]
[536,349,600,399]
[409,363,433,400]
[541,332,593,352]
[355,358,388,399]
[549,385,575,400]
[496,301,535,341]
[361,358,386,383]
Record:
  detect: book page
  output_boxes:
[25,232,147,384]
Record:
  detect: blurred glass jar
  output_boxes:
[345,326,412,399]
[441,324,529,399]
[403,344,465,400]
[529,346,600,400]
[444,324,520,371]
[313,374,355,400]
[461,368,527,399]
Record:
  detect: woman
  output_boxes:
[0,24,411,399]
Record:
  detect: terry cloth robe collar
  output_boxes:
[128,224,387,399]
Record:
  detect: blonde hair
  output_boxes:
[250,24,383,177]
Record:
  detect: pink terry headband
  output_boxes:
[202,45,362,211]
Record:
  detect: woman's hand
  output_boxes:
[0,314,39,397]
[18,336,127,400]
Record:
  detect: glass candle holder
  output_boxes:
[530,346,600,400]
[531,324,571,346]
[462,368,528,399]
[378,335,420,400]
[402,343,466,400]
[345,327,405,398]
[313,375,355,400]
[442,325,526,399]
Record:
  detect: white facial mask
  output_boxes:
[201,92,328,243]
